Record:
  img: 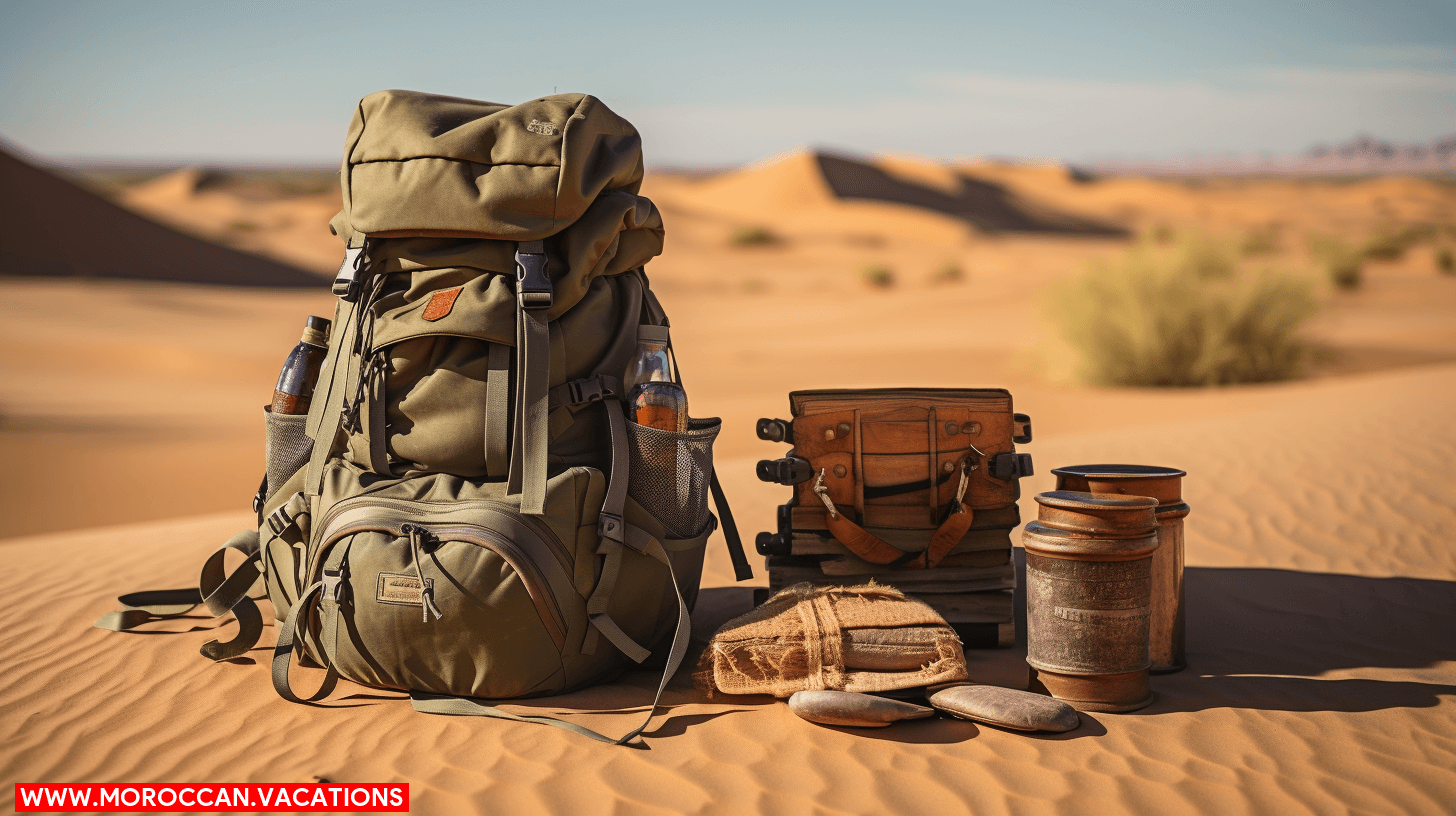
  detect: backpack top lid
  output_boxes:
[334,90,647,242]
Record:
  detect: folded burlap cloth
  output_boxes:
[695,582,969,697]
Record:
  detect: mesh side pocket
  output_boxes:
[265,408,313,501]
[626,417,720,539]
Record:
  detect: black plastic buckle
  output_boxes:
[989,452,1034,481]
[1013,413,1033,444]
[597,512,624,543]
[756,417,794,443]
[515,249,553,310]
[568,375,618,405]
[756,456,815,486]
[755,531,792,557]
[252,472,268,515]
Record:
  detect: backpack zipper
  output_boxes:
[314,495,573,572]
[312,500,569,650]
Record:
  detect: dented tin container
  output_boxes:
[1023,491,1159,713]
[1052,464,1189,673]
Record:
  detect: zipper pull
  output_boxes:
[421,578,443,623]
[404,524,445,623]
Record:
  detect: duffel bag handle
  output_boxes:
[812,462,975,570]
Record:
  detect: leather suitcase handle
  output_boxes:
[812,464,974,569]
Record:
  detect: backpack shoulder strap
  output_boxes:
[507,241,552,514]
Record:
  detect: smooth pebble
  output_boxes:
[929,684,1081,732]
[788,690,935,728]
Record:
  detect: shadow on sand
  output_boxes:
[815,152,1126,237]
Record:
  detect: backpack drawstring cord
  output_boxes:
[405,524,444,624]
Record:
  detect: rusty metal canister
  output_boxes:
[1052,465,1189,673]
[1023,491,1159,712]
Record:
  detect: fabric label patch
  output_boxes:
[376,573,428,606]
[421,287,462,321]
[526,119,559,136]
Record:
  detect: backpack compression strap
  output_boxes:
[408,522,693,746]
[92,529,265,662]
[507,241,552,515]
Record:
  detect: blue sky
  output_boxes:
[1,0,1453,167]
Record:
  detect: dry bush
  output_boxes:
[859,264,895,289]
[1240,224,1281,256]
[1360,224,1432,261]
[730,226,778,247]
[1313,236,1364,290]
[1045,238,1317,387]
[1438,246,1455,276]
[931,261,964,284]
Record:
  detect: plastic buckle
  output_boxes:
[569,376,616,405]
[252,473,268,515]
[989,452,1034,481]
[322,567,346,602]
[755,531,791,557]
[515,249,553,310]
[597,512,624,543]
[756,456,815,486]
[333,244,367,301]
[1013,413,1033,444]
[755,418,793,443]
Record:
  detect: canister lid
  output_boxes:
[1050,464,1185,504]
[1022,491,1160,559]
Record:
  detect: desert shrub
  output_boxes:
[1240,224,1281,257]
[1173,234,1236,280]
[1437,247,1455,276]
[730,226,778,247]
[1045,239,1317,387]
[1148,224,1176,244]
[859,264,895,289]
[931,261,964,284]
[1312,236,1364,290]
[1360,225,1431,261]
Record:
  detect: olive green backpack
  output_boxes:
[96,90,752,745]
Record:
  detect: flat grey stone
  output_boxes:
[929,685,1081,732]
[788,690,935,728]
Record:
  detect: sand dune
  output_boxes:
[0,148,319,287]
[0,152,1454,814]
[1,362,1452,815]
[118,167,344,275]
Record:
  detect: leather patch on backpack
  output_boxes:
[422,287,463,321]
[376,572,428,606]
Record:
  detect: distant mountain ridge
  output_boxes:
[1086,133,1456,177]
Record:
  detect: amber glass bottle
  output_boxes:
[623,325,687,432]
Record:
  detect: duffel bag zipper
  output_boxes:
[312,502,568,650]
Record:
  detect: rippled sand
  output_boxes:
[2,362,1452,815]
